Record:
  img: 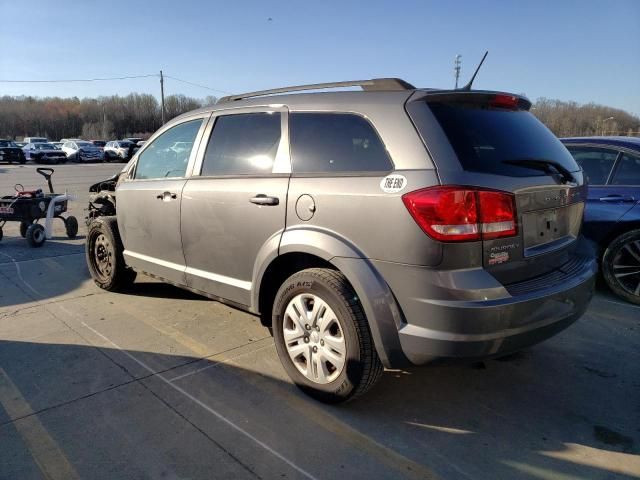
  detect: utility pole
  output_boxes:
[102,106,106,139]
[160,70,166,125]
[454,55,462,89]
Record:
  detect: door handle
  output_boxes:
[598,195,635,202]
[156,191,177,201]
[250,194,279,206]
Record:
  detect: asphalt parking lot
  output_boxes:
[0,163,639,479]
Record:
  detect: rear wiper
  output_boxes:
[502,158,576,184]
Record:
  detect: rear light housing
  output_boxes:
[402,186,517,242]
[490,94,520,110]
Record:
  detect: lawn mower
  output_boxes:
[0,168,78,247]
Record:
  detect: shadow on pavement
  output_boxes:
[125,281,208,301]
[0,333,637,480]
[0,241,87,308]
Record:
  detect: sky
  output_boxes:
[1,0,639,114]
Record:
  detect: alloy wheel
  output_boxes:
[612,239,640,297]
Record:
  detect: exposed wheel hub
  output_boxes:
[94,234,113,278]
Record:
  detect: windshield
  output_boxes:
[118,142,133,147]
[0,141,16,147]
[34,143,55,150]
[77,142,93,147]
[428,102,581,177]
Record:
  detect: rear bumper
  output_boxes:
[372,255,597,365]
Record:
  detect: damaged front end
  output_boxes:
[86,171,126,225]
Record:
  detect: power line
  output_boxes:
[0,74,159,83]
[0,72,232,96]
[163,75,231,94]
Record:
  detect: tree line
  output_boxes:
[0,93,217,141]
[532,97,640,137]
[0,92,638,141]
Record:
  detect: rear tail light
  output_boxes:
[402,186,517,242]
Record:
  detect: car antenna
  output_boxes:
[459,51,488,91]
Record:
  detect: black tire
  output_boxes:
[602,229,640,305]
[272,268,383,403]
[26,223,46,248]
[20,221,30,238]
[65,216,79,239]
[86,216,136,291]
[0,226,3,242]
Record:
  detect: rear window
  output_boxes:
[290,113,393,174]
[428,103,580,177]
[611,152,640,185]
[565,147,618,185]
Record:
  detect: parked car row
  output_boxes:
[0,137,144,164]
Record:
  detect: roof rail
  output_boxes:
[217,78,415,103]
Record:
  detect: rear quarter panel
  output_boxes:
[285,170,443,266]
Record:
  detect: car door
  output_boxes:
[116,114,209,284]
[566,145,634,242]
[610,150,640,212]
[181,106,290,307]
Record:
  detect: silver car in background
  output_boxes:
[104,141,138,162]
[85,78,596,403]
[61,140,104,162]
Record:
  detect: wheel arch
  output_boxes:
[253,227,408,368]
[599,218,640,259]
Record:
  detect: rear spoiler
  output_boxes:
[409,90,532,111]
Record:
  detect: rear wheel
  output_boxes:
[65,216,78,239]
[272,268,383,403]
[26,223,46,248]
[602,229,640,305]
[20,221,31,238]
[86,217,136,291]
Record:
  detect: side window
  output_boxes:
[611,152,640,185]
[290,113,393,174]
[201,112,281,176]
[566,147,618,185]
[134,119,203,180]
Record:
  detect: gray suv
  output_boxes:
[85,78,596,403]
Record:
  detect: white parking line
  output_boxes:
[80,321,318,480]
[167,342,275,383]
[0,252,43,298]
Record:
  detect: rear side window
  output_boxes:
[611,152,640,185]
[201,112,281,176]
[290,113,392,174]
[565,147,618,185]
[428,103,580,177]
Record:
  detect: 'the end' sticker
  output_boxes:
[380,174,407,193]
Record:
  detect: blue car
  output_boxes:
[562,136,640,304]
